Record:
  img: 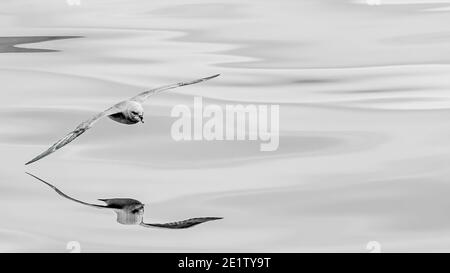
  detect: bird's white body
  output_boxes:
[108,112,138,124]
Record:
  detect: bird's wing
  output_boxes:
[140,217,222,229]
[25,103,124,165]
[25,172,109,209]
[130,74,220,103]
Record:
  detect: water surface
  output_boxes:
[1,0,450,252]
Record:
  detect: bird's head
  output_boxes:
[130,203,145,215]
[127,101,144,123]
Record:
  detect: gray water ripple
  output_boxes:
[0,36,81,53]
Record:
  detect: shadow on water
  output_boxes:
[25,172,222,229]
[0,36,82,53]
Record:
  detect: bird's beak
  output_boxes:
[139,115,144,123]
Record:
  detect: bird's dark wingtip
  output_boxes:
[24,172,51,187]
[25,158,36,165]
[203,74,220,81]
[25,154,44,165]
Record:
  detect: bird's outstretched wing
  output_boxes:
[26,172,109,209]
[25,74,219,165]
[25,104,123,165]
[130,74,220,103]
[140,217,222,229]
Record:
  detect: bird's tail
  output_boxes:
[140,217,222,229]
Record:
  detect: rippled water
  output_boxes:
[1,0,450,252]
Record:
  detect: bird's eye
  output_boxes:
[131,111,138,115]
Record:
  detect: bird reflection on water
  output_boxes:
[26,172,222,229]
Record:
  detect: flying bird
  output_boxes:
[26,172,222,229]
[25,74,220,165]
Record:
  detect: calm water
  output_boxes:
[1,0,450,252]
